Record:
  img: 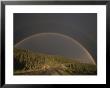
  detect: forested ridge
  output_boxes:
[14,48,97,75]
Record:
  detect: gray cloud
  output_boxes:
[14,13,97,62]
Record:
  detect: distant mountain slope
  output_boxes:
[14,48,97,75]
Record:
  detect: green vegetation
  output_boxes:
[14,48,97,75]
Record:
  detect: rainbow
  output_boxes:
[15,32,96,65]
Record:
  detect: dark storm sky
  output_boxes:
[14,13,97,62]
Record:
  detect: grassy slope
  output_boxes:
[14,48,97,75]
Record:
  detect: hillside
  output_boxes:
[14,48,97,75]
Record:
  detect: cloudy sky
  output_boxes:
[14,13,97,62]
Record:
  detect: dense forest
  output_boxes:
[14,48,97,75]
